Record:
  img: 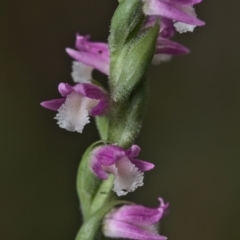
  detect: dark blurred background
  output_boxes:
[2,0,240,239]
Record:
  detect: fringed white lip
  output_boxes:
[174,21,196,33]
[174,6,197,33]
[104,156,144,196]
[54,91,98,133]
[71,61,93,83]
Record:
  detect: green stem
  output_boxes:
[89,175,115,216]
[76,0,160,239]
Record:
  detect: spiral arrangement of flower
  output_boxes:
[41,1,205,239]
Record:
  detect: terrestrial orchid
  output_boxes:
[143,0,205,33]
[41,1,206,238]
[103,198,169,240]
[90,144,154,196]
[40,82,108,133]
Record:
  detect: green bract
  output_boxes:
[76,141,114,221]
[109,0,144,50]
[107,80,149,148]
[75,200,129,240]
[109,0,159,102]
[76,1,161,239]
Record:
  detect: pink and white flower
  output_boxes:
[66,34,110,75]
[90,144,154,196]
[40,82,108,133]
[143,0,205,33]
[103,198,169,239]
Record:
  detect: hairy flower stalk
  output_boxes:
[41,0,204,239]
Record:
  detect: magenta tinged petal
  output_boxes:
[144,0,205,26]
[75,34,109,55]
[58,83,73,97]
[93,145,125,166]
[90,145,125,180]
[130,159,155,171]
[159,197,169,210]
[170,0,202,5]
[91,155,108,180]
[73,83,106,100]
[103,198,168,239]
[90,96,109,116]
[146,16,176,38]
[40,98,65,111]
[66,48,109,75]
[108,204,163,225]
[155,37,190,55]
[104,219,167,240]
[159,17,176,38]
[126,145,141,157]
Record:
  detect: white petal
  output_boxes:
[54,91,98,133]
[174,22,196,33]
[152,54,172,65]
[112,156,144,196]
[71,61,93,83]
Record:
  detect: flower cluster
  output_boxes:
[144,0,205,63]
[41,0,205,239]
[66,0,204,68]
[41,0,204,135]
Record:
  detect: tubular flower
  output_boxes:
[90,144,154,196]
[40,83,109,133]
[103,198,169,240]
[143,0,205,33]
[66,34,110,75]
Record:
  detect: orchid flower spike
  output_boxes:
[40,83,109,133]
[66,34,110,75]
[103,198,169,240]
[143,0,205,33]
[90,144,154,196]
